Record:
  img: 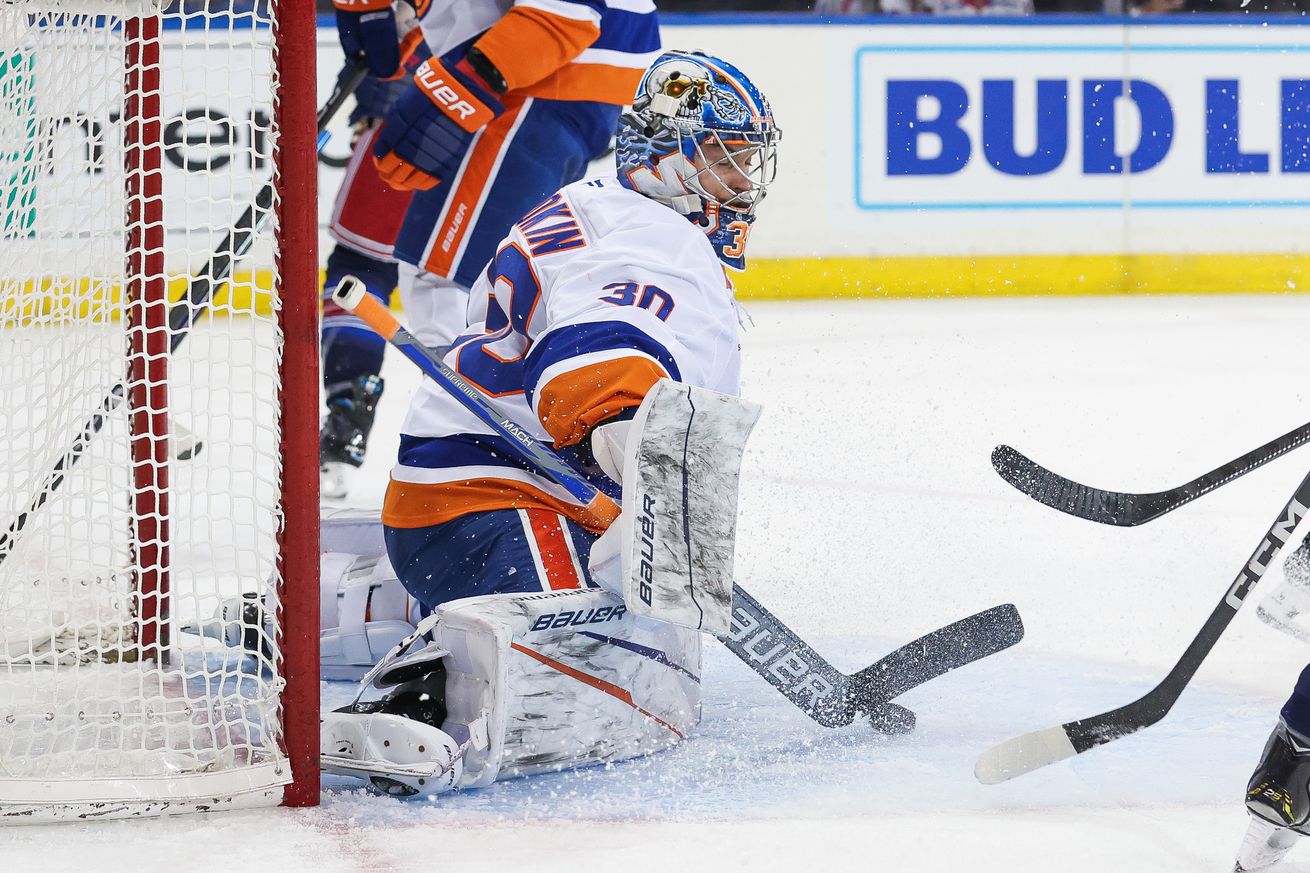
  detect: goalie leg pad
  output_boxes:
[436,587,702,787]
[319,509,426,679]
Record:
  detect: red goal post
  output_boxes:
[0,0,319,819]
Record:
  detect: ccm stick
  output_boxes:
[0,59,369,568]
[332,276,1025,733]
[975,464,1310,784]
[992,420,1310,527]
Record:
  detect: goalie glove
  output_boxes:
[373,51,505,192]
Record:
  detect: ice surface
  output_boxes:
[8,293,1310,872]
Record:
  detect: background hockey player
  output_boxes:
[318,57,421,499]
[318,0,661,502]
[320,50,781,796]
[1234,533,1310,872]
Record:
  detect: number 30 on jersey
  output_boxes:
[598,282,674,321]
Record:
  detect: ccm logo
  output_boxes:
[415,61,487,131]
[1226,498,1309,609]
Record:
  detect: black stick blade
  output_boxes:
[992,445,1152,526]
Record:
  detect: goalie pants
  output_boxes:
[384,508,600,611]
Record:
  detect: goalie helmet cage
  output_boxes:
[0,0,319,820]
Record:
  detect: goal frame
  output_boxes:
[128,0,322,809]
[2,0,320,813]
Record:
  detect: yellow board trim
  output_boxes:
[1,272,279,325]
[734,253,1310,299]
[7,252,1310,326]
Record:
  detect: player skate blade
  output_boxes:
[975,726,1077,784]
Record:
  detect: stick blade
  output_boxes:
[991,445,1143,527]
[974,724,1077,785]
[850,603,1024,705]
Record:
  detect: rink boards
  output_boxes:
[5,16,1310,301]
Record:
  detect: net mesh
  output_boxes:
[0,0,292,812]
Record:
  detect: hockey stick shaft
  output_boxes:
[332,279,620,530]
[334,278,1025,728]
[994,419,1310,527]
[0,60,367,568]
[975,464,1310,784]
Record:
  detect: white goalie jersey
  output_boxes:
[384,176,745,534]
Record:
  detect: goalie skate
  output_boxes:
[320,711,462,797]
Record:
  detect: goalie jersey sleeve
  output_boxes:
[383,177,743,533]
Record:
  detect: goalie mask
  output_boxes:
[616,50,780,271]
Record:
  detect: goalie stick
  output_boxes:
[992,419,1310,527]
[0,59,368,569]
[332,277,1026,733]
[974,464,1310,785]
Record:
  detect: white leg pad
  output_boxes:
[320,553,424,680]
[436,588,701,788]
[318,509,426,679]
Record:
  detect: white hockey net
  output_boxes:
[0,0,315,820]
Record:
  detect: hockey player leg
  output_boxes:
[319,119,411,498]
[321,245,396,498]
[321,588,699,795]
[1236,666,1310,870]
[1238,721,1310,870]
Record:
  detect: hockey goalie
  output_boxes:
[314,50,781,796]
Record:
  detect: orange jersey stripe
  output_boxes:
[422,96,528,278]
[536,355,667,448]
[525,509,583,590]
[515,62,646,106]
[510,642,685,738]
[474,6,600,94]
[383,476,612,534]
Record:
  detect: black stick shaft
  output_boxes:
[1066,464,1310,751]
